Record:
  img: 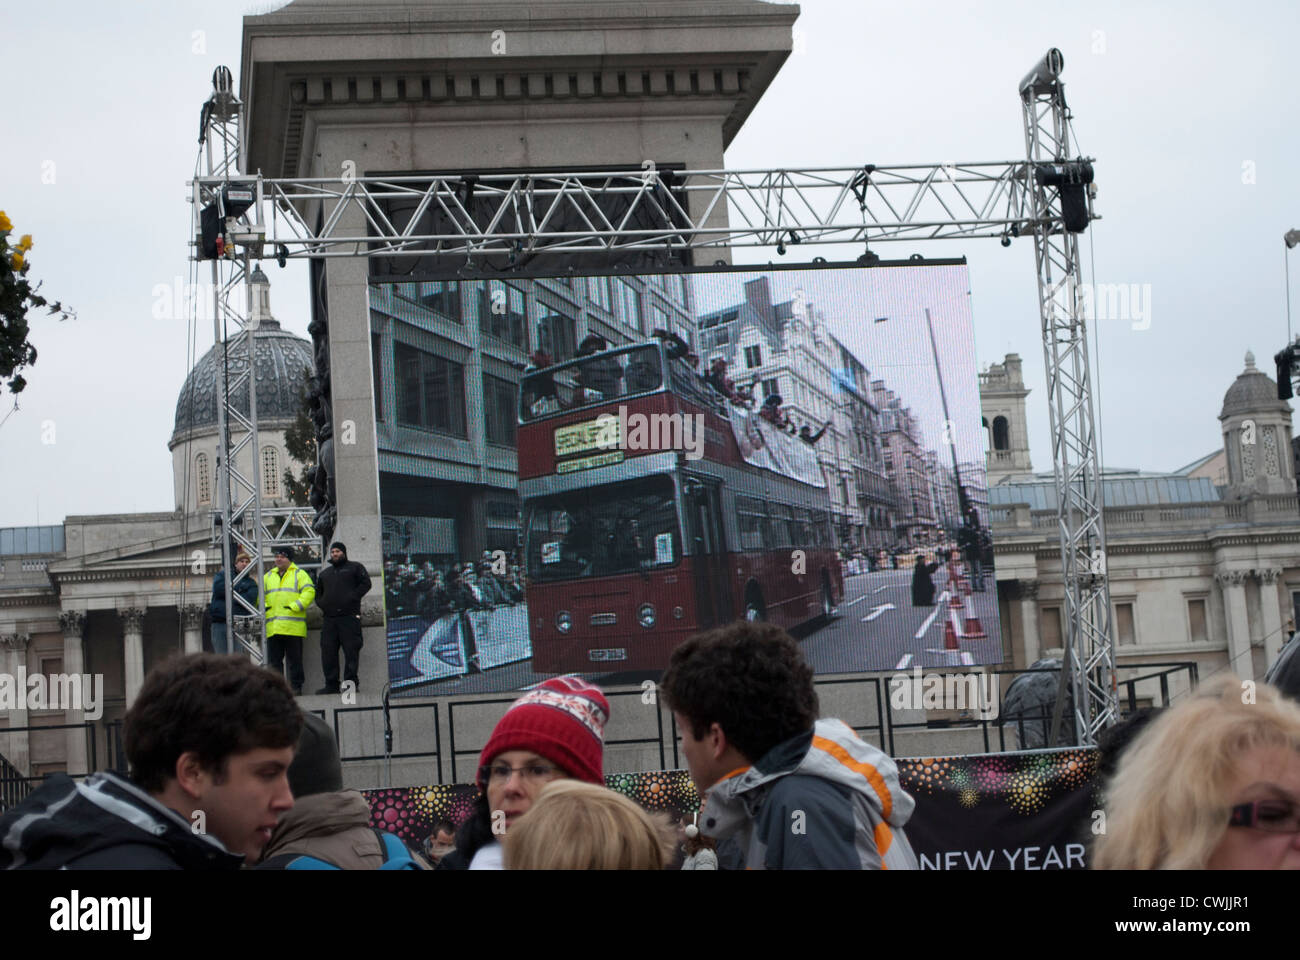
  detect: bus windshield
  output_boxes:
[520,344,664,421]
[524,475,680,582]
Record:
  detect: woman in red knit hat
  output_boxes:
[436,675,610,870]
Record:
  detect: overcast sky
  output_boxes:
[2,0,1298,526]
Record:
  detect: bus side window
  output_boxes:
[736,497,764,551]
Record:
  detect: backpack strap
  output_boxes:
[371,828,420,870]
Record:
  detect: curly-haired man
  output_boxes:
[660,621,918,870]
[0,654,302,869]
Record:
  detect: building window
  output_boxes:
[586,276,613,313]
[479,282,528,350]
[418,281,462,322]
[534,304,577,361]
[618,280,643,332]
[761,378,779,399]
[1187,597,1208,643]
[1040,606,1062,650]
[372,333,384,422]
[744,345,763,369]
[262,448,280,498]
[992,416,1010,451]
[483,373,518,447]
[394,342,468,437]
[196,453,210,505]
[1115,602,1136,645]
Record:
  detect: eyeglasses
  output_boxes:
[1228,800,1300,833]
[479,762,561,785]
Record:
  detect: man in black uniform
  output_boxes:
[315,541,373,694]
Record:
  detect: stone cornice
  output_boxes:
[244,2,795,175]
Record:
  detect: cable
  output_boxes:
[177,147,204,647]
[0,399,18,431]
[1286,244,1293,343]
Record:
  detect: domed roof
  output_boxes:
[170,318,315,448]
[1220,350,1290,420]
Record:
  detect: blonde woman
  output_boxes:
[1094,675,1300,869]
[504,780,676,870]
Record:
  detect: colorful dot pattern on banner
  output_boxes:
[898,750,1098,818]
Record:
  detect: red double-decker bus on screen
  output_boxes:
[517,332,843,673]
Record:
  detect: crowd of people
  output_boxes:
[0,622,920,871]
[2,614,1299,870]
[383,552,526,621]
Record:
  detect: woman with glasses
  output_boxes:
[1094,674,1300,869]
[436,676,610,870]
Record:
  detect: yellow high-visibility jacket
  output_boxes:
[264,563,315,638]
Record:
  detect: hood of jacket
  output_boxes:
[0,771,243,870]
[702,718,916,860]
[262,790,372,856]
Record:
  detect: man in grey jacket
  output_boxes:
[660,621,919,870]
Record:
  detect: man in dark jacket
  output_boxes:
[0,654,301,869]
[660,622,917,870]
[210,550,260,654]
[257,714,426,869]
[314,541,372,695]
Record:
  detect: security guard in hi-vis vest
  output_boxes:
[264,546,315,695]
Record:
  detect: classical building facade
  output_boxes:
[985,351,1300,709]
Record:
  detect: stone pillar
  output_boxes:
[1016,580,1041,667]
[58,611,89,776]
[1216,571,1252,676]
[1257,568,1285,666]
[0,632,32,772]
[121,607,146,707]
[181,605,205,656]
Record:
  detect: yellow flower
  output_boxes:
[0,210,11,232]
[17,235,32,252]
[11,251,25,270]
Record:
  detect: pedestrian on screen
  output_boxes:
[314,541,372,695]
[661,622,918,870]
[910,554,941,607]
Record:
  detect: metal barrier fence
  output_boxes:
[447,688,667,784]
[0,721,101,812]
[885,661,1200,755]
[0,661,1201,802]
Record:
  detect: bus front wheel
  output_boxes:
[744,590,766,623]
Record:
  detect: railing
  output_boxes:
[879,662,1199,754]
[0,662,1203,802]
[0,722,100,811]
[447,688,667,783]
[995,497,1297,535]
[333,701,442,780]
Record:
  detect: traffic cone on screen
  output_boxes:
[962,584,988,640]
[945,608,961,649]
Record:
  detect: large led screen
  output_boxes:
[368,262,1002,696]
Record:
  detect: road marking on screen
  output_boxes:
[915,595,946,639]
[873,585,890,593]
[895,654,913,670]
[862,603,895,622]
[845,595,868,607]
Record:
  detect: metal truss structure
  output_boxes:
[191,49,1116,742]
[193,67,269,663]
[1019,52,1117,745]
